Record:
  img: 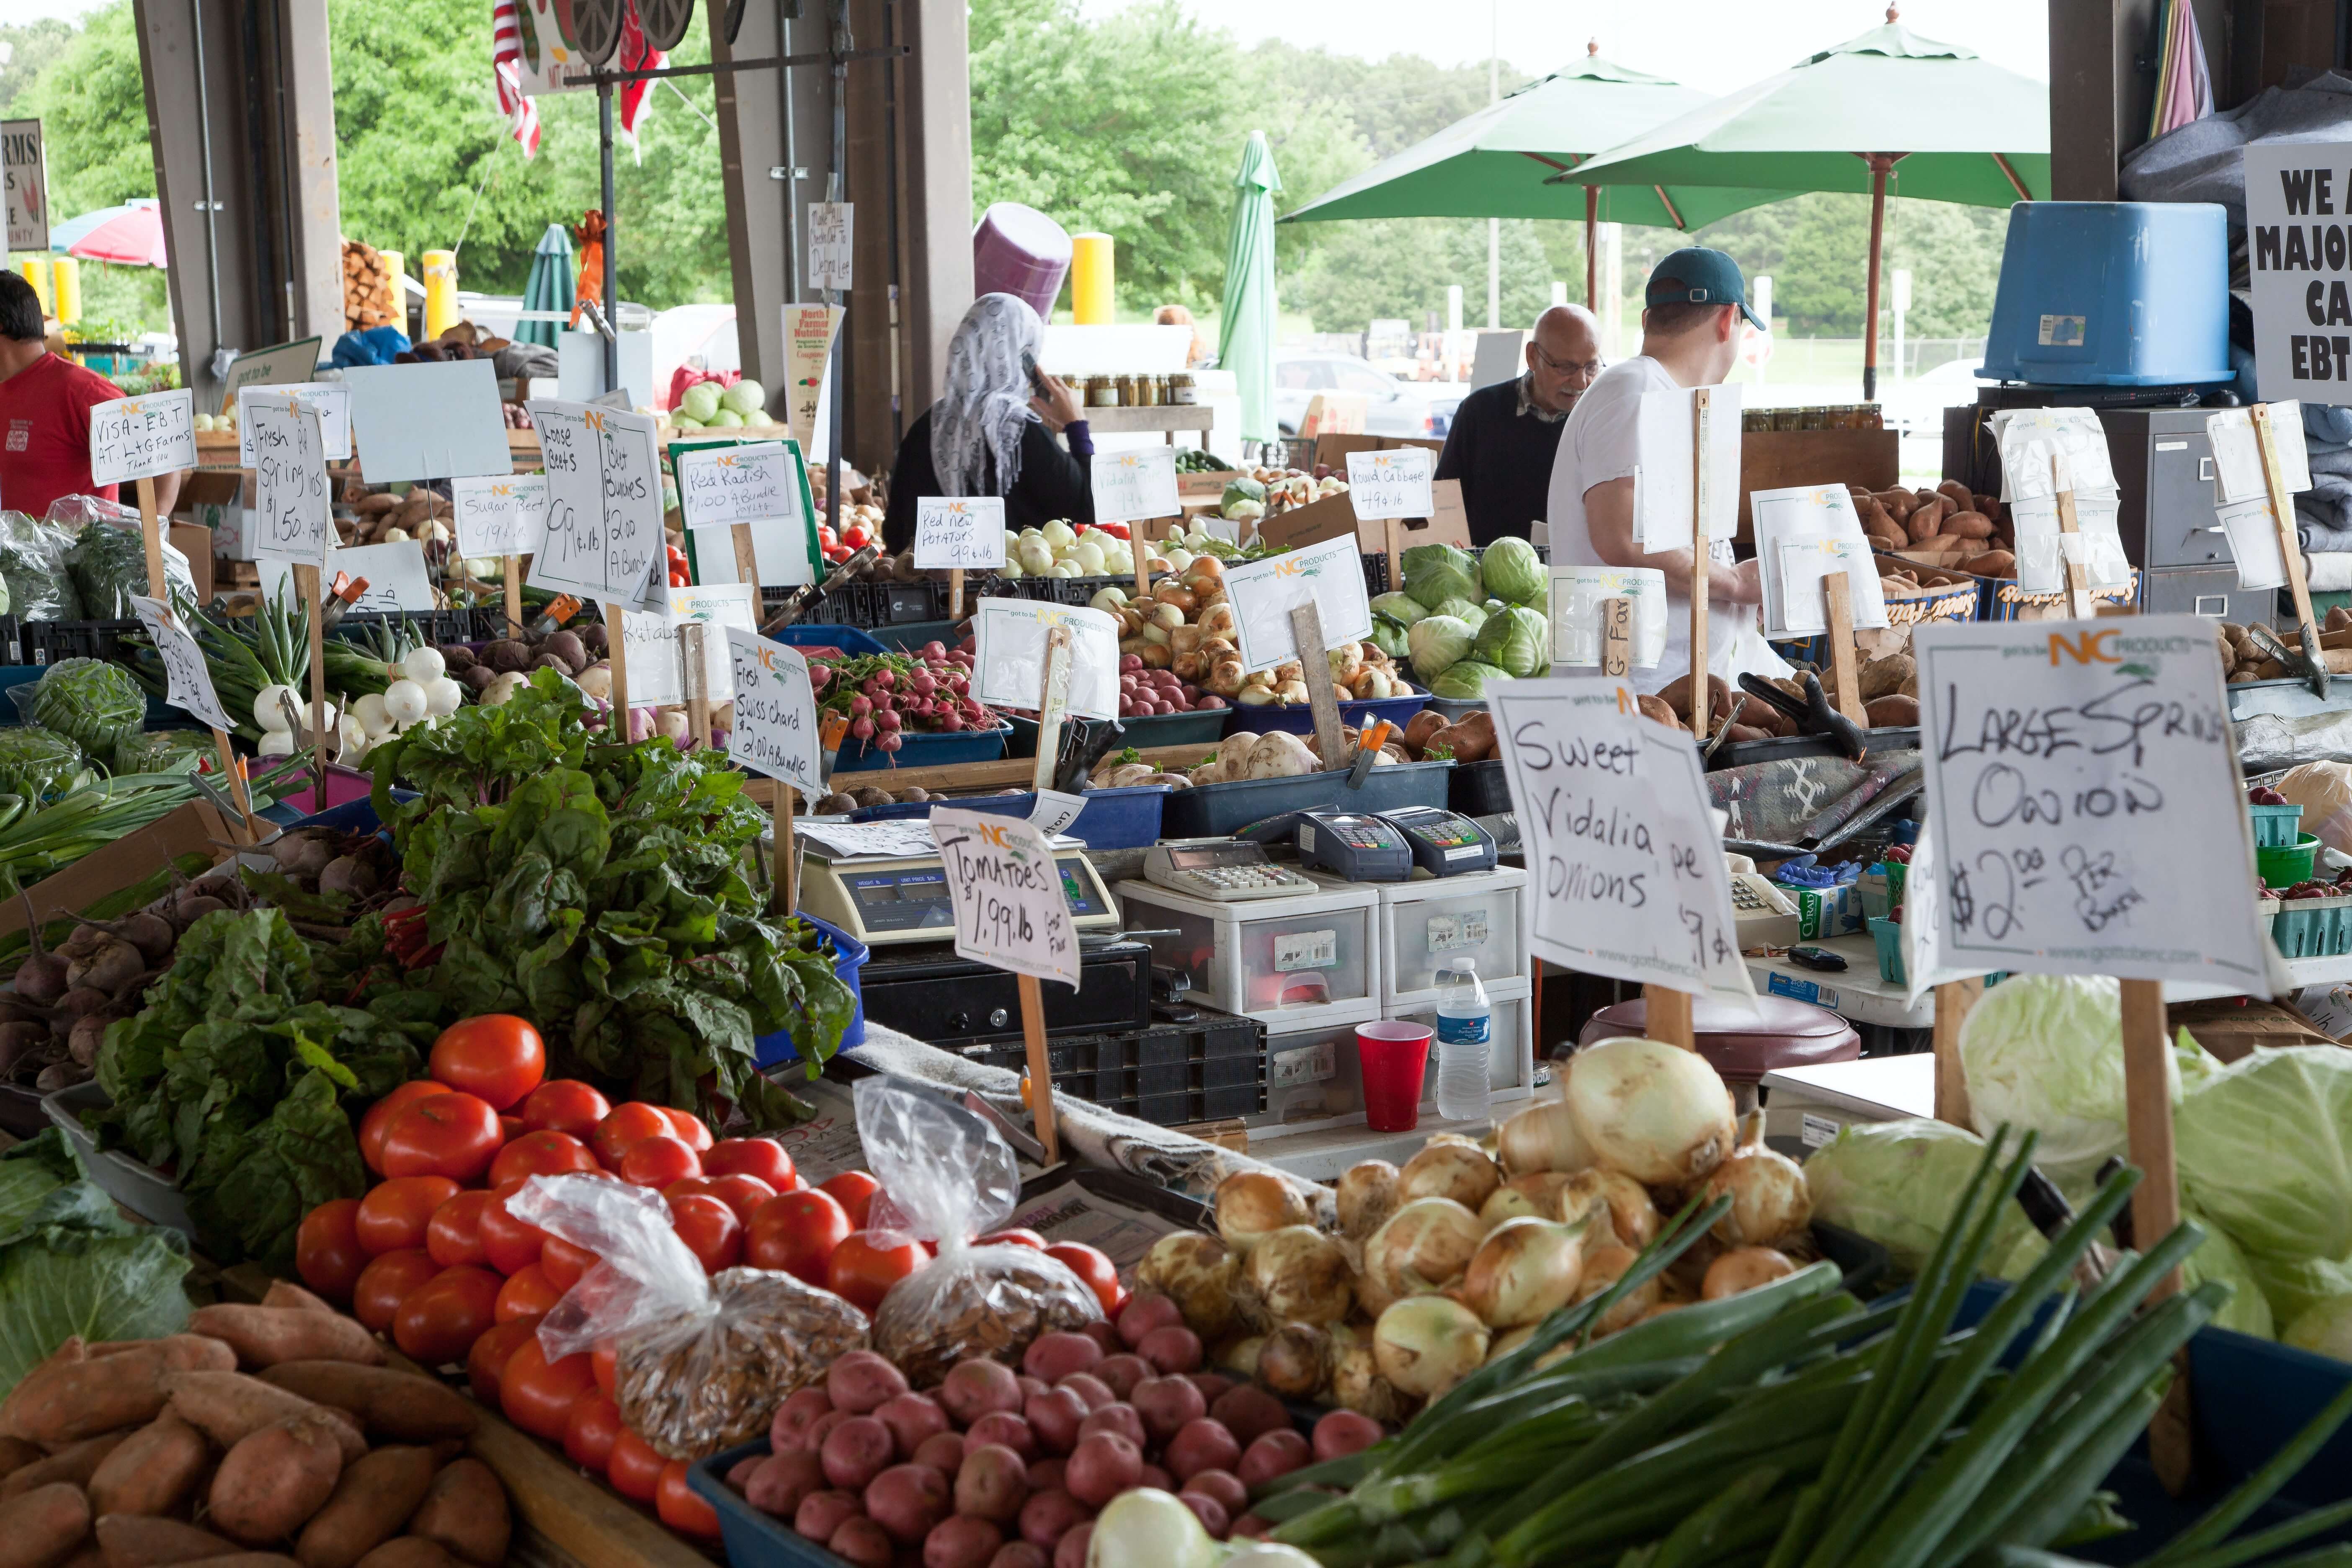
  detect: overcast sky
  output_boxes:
[1094,0,2048,89]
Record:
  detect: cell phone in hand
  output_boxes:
[1022,352,1052,399]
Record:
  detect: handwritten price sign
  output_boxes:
[451,472,548,560]
[1344,447,1434,519]
[931,807,1080,989]
[130,595,236,734]
[1222,533,1375,673]
[526,401,664,609]
[1488,676,1758,1008]
[808,203,854,291]
[1089,448,1180,526]
[88,389,195,487]
[1915,617,2269,989]
[725,628,822,800]
[676,443,797,530]
[914,497,1008,570]
[248,394,331,565]
[237,383,352,465]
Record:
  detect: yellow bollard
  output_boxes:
[422,249,459,340]
[50,258,80,325]
[1070,232,1114,325]
[15,258,50,314]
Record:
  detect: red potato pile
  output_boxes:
[724,1298,1385,1568]
[0,1284,511,1568]
[1115,653,1224,718]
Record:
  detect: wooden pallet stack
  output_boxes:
[343,238,400,330]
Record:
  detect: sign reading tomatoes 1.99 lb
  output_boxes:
[930,807,1080,990]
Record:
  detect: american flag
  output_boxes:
[616,3,665,150]
[491,0,541,157]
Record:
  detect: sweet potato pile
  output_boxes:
[0,1284,509,1568]
[1850,480,2017,579]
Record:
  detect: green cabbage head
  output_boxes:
[1959,975,2217,1195]
[1480,536,1546,607]
[1429,660,1506,700]
[2178,1045,2352,1262]
[2250,1251,2352,1327]
[1369,592,1425,628]
[1367,614,1412,662]
[1998,1205,2273,1339]
[1803,1118,2040,1276]
[1402,543,1481,609]
[1473,604,1550,678]
[1407,615,1475,680]
[1435,598,1489,632]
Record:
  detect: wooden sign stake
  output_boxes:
[1017,972,1062,1164]
[136,477,260,840]
[949,567,965,623]
[681,622,712,750]
[1600,596,1633,678]
[604,603,631,720]
[1032,625,1074,794]
[2047,454,2098,622]
[502,556,523,633]
[1289,602,1350,773]
[2120,976,2181,1300]
[2252,403,2330,696]
[1133,522,1157,604]
[1385,517,1404,596]
[1823,573,1867,726]
[732,521,763,607]
[1645,984,1696,1050]
[1689,387,1714,745]
[292,563,332,783]
[773,779,797,918]
[1932,977,1981,1129]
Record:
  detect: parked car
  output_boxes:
[1272,352,1462,440]
[1882,357,2000,439]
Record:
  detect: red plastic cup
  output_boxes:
[1357,1022,1434,1133]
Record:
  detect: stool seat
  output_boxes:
[1576,995,1859,1085]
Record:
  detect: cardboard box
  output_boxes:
[1736,429,1901,538]
[1251,479,1474,590]
[171,523,215,601]
[2170,997,2342,1063]
[0,799,239,943]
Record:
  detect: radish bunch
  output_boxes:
[812,647,995,755]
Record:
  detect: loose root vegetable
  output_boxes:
[188,1306,386,1369]
[1136,1234,1240,1344]
[1240,1227,1352,1328]
[1212,1173,1311,1257]
[1562,1037,1736,1187]
[1480,1172,1574,1230]
[0,1335,234,1447]
[208,1413,348,1547]
[1335,1162,1400,1242]
[1359,1198,1483,1318]
[1557,1169,1658,1251]
[1396,1142,1501,1212]
[1459,1217,1585,1329]
[1496,1097,1592,1177]
[1701,1247,1798,1300]
[1372,1296,1489,1400]
[1701,1145,1813,1247]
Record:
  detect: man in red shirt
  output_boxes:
[0,272,182,519]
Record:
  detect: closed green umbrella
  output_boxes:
[1283,47,1802,301]
[515,223,575,349]
[1220,132,1284,448]
[1554,12,2049,397]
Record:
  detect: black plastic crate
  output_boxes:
[1363,553,1390,596]
[964,1008,1268,1127]
[19,617,137,665]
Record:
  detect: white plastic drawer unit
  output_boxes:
[1113,878,1380,1022]
[1254,1003,1383,1129]
[1388,981,1537,1102]
[1378,867,1529,1000]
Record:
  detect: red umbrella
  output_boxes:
[57,201,168,268]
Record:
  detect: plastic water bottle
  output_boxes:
[1432,959,1493,1123]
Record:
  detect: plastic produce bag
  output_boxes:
[14,659,149,767]
[57,513,199,619]
[0,511,80,622]
[114,730,211,776]
[0,728,88,803]
[857,1076,1102,1384]
[510,1172,869,1460]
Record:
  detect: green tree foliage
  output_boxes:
[969,0,1243,307]
[0,20,75,117]
[12,3,151,218]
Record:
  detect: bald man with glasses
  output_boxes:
[1434,305,1602,547]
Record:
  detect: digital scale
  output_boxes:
[797,849,1123,947]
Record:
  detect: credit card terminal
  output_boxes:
[1377,806,1499,875]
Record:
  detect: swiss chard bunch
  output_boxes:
[87,908,436,1269]
[371,669,856,1127]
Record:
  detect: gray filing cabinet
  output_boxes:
[2098,409,2280,625]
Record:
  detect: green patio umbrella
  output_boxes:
[1284,46,1804,302]
[515,223,575,350]
[1220,131,1284,448]
[1554,10,2049,397]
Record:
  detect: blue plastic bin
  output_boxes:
[752,911,869,1068]
[769,624,889,655]
[1981,201,2232,386]
[830,719,1010,772]
[846,782,1171,850]
[1229,686,1432,738]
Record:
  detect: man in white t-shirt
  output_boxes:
[1547,247,1780,696]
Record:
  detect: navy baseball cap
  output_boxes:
[1647,248,1766,330]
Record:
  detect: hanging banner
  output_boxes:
[2,120,45,253]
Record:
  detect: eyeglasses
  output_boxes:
[1532,343,1605,379]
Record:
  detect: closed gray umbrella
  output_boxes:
[516,223,575,349]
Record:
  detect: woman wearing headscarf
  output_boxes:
[883,294,1093,551]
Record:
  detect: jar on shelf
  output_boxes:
[1169,373,1198,406]
[1086,375,1117,407]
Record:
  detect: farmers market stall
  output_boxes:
[11,339,2352,1568]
